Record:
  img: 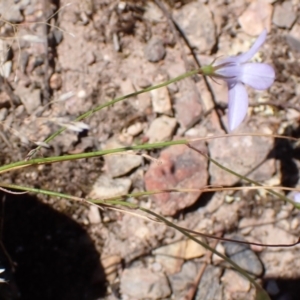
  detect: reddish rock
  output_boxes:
[144,141,208,216]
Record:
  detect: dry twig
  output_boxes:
[154,0,227,132]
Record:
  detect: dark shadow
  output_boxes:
[264,278,300,300]
[263,125,300,298]
[0,192,106,300]
[267,124,300,188]
[182,191,215,216]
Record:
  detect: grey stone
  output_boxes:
[144,2,164,23]
[53,29,64,45]
[286,35,300,53]
[230,250,264,277]
[89,174,132,200]
[53,132,78,153]
[223,237,249,256]
[120,267,171,299]
[174,83,202,130]
[20,51,29,73]
[169,261,198,297]
[146,116,177,143]
[144,37,166,62]
[0,1,23,23]
[223,237,264,277]
[288,23,300,53]
[195,265,223,300]
[104,139,143,177]
[16,86,41,114]
[273,1,297,29]
[174,1,216,53]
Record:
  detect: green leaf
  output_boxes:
[256,288,270,300]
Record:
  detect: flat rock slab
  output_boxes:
[174,84,203,130]
[169,261,198,297]
[208,133,274,186]
[144,141,208,216]
[104,139,143,177]
[146,116,177,143]
[272,1,297,29]
[120,267,171,299]
[89,174,131,200]
[260,246,300,278]
[223,236,263,277]
[195,265,223,300]
[16,86,41,114]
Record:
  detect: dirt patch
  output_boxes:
[0,0,300,299]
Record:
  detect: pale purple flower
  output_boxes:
[206,30,275,131]
[293,192,300,203]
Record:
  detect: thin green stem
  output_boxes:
[0,140,187,174]
[0,183,137,208]
[208,155,300,208]
[188,144,300,209]
[30,69,201,157]
[209,156,299,207]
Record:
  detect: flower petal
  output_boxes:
[214,64,242,85]
[228,82,249,131]
[240,63,275,90]
[235,30,267,63]
[293,192,300,203]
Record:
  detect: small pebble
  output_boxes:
[273,1,297,29]
[151,262,162,272]
[86,51,96,65]
[127,122,143,136]
[49,73,62,90]
[144,37,166,62]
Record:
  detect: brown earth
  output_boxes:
[0,0,300,299]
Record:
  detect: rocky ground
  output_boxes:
[0,0,300,299]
